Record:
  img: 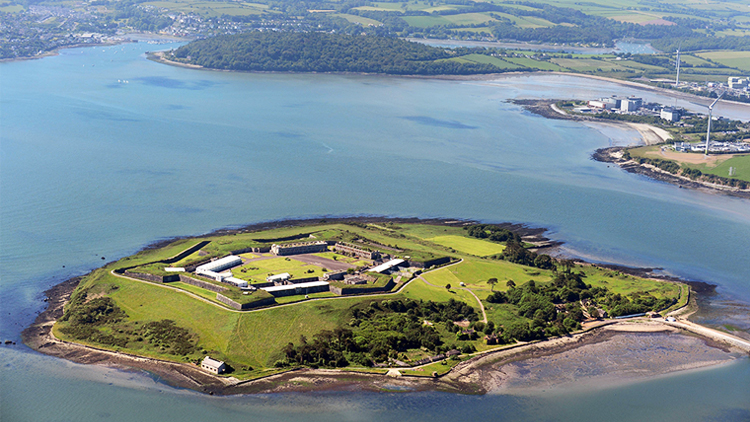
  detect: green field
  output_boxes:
[504,57,567,71]
[143,0,270,16]
[232,256,327,283]
[696,51,750,72]
[629,145,750,183]
[449,54,523,69]
[427,235,506,257]
[550,57,629,72]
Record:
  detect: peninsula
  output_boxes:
[23,218,750,395]
[514,98,750,198]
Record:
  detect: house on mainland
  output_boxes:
[201,356,226,374]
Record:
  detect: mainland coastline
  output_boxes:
[22,217,750,396]
[512,98,750,199]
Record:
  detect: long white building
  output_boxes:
[261,281,330,297]
[196,255,243,284]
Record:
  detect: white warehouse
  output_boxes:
[196,255,243,284]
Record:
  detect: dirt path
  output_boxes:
[416,266,487,324]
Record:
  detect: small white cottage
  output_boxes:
[201,356,226,374]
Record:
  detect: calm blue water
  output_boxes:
[1,42,749,421]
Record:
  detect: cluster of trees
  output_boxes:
[58,295,129,347]
[464,224,555,270]
[277,298,478,368]
[112,6,174,32]
[140,319,198,356]
[593,112,663,125]
[58,289,199,355]
[172,32,503,75]
[498,240,556,270]
[486,272,675,340]
[465,224,521,243]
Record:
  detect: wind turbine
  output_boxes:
[675,41,682,86]
[701,91,725,156]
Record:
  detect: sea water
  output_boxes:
[1,42,749,421]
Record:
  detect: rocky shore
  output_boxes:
[593,147,750,199]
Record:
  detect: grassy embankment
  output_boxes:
[54,221,687,380]
[628,145,750,183]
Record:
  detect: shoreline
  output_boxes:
[512,99,750,198]
[22,274,750,396]
[21,217,750,396]
[593,147,750,199]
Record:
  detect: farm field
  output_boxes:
[143,0,269,16]
[696,51,750,72]
[448,54,522,69]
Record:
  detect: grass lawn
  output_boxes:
[705,155,750,181]
[696,50,750,72]
[422,259,552,290]
[117,239,203,268]
[232,257,326,282]
[312,251,371,267]
[426,235,506,257]
[629,146,750,183]
[583,266,681,300]
[398,223,467,240]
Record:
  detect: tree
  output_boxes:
[487,278,498,291]
[506,279,516,289]
[445,284,451,290]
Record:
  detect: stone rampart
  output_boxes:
[216,294,276,310]
[124,271,180,284]
[330,278,395,296]
[178,274,227,293]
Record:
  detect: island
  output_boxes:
[23,217,750,395]
[155,32,505,75]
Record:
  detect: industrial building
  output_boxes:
[660,107,680,122]
[261,280,330,297]
[728,77,748,90]
[270,241,328,256]
[621,97,643,112]
[201,356,226,374]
